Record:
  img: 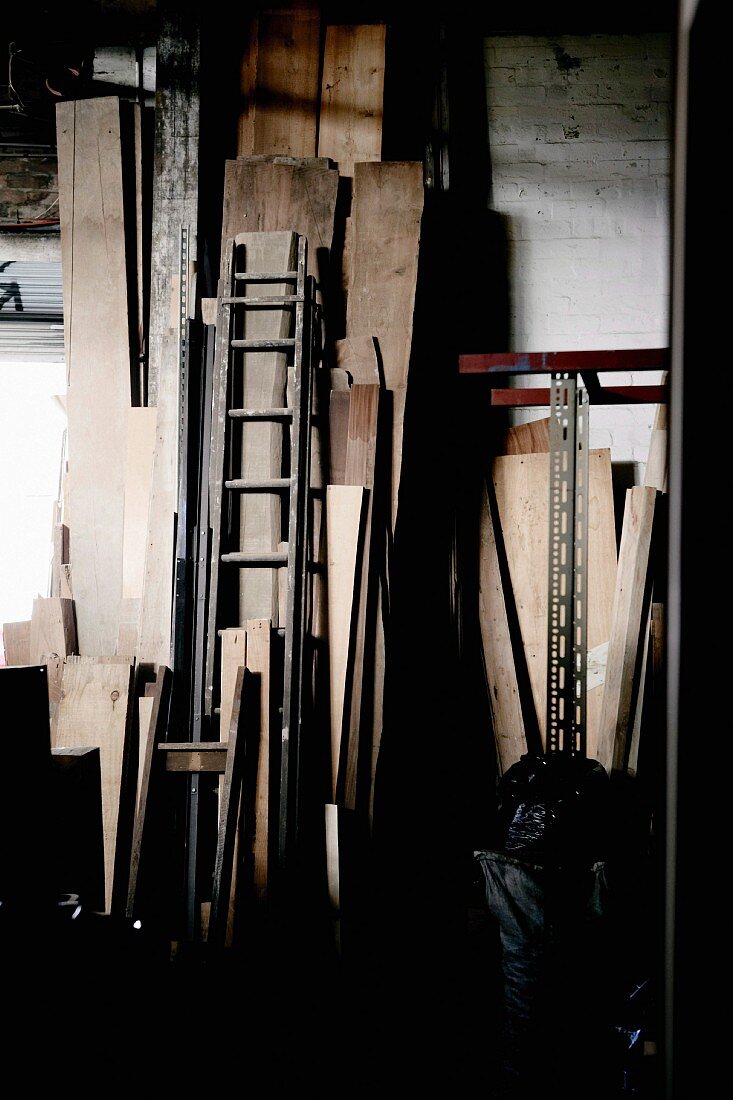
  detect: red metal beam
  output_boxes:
[491,385,667,407]
[458,348,669,375]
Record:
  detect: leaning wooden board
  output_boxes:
[492,449,617,761]
[318,24,386,177]
[340,162,423,525]
[54,655,135,914]
[30,597,77,664]
[56,98,131,657]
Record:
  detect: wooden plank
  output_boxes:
[342,386,380,810]
[30,597,77,664]
[2,621,31,666]
[597,486,657,774]
[329,389,351,486]
[137,696,154,815]
[245,618,271,900]
[57,97,131,656]
[318,25,386,177]
[343,162,423,524]
[51,523,70,598]
[492,449,617,760]
[326,486,368,802]
[55,656,136,913]
[236,232,297,623]
[138,14,200,666]
[122,407,158,601]
[133,101,145,403]
[220,628,248,742]
[237,5,320,159]
[478,483,527,773]
[645,429,668,492]
[498,417,550,456]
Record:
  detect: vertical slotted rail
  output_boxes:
[546,374,589,756]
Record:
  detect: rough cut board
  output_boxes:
[122,407,158,600]
[220,628,248,743]
[318,24,386,177]
[498,417,550,457]
[245,619,271,899]
[597,486,657,775]
[492,449,617,760]
[137,16,200,666]
[221,158,338,292]
[236,231,296,624]
[237,5,320,159]
[57,97,131,656]
[54,656,135,914]
[327,486,368,802]
[30,598,77,664]
[341,162,423,523]
[478,484,527,773]
[2,621,31,666]
[329,389,351,486]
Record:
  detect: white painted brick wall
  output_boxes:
[484,33,672,464]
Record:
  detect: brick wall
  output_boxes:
[484,33,672,463]
[0,155,58,226]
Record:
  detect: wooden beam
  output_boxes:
[597,486,657,774]
[237,5,321,159]
[30,597,77,664]
[57,97,131,656]
[327,486,368,803]
[2,621,31,666]
[138,13,200,666]
[318,24,386,177]
[492,449,617,760]
[342,162,423,525]
[55,656,136,914]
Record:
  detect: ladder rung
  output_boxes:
[222,295,303,306]
[228,407,293,420]
[225,478,291,492]
[234,271,298,282]
[231,338,296,350]
[221,551,289,566]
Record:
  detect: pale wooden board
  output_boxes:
[2,621,31,666]
[644,429,668,492]
[137,21,200,666]
[117,598,140,657]
[245,618,271,900]
[498,417,550,456]
[492,449,617,760]
[344,162,423,524]
[30,597,77,664]
[326,486,368,802]
[137,695,154,816]
[478,484,527,773]
[318,24,386,177]
[46,654,64,740]
[54,655,135,913]
[342,385,380,810]
[325,802,340,912]
[597,486,657,774]
[238,5,321,159]
[201,297,217,326]
[51,523,70,598]
[220,628,248,743]
[57,98,131,656]
[236,231,296,623]
[122,407,158,601]
[329,389,351,486]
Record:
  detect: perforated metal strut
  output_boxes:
[546,374,589,756]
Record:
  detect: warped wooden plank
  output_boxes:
[343,162,423,524]
[597,486,657,774]
[122,407,158,601]
[498,417,550,457]
[245,619,271,899]
[236,231,296,623]
[57,97,131,656]
[327,486,368,802]
[329,389,351,486]
[478,483,527,773]
[492,449,617,760]
[2,621,31,666]
[342,386,380,811]
[318,24,386,177]
[55,655,135,913]
[30,597,77,664]
[138,14,200,666]
[237,5,320,159]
